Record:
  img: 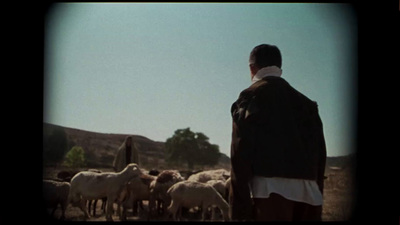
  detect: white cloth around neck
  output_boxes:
[251,66,282,84]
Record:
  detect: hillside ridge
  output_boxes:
[43,122,354,171]
[43,122,231,170]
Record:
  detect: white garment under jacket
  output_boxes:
[249,66,323,206]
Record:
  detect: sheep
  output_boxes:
[148,180,162,217]
[206,179,232,220]
[206,179,226,197]
[87,197,107,217]
[224,177,231,202]
[166,180,230,221]
[148,170,185,218]
[120,173,157,220]
[69,163,142,221]
[57,170,79,182]
[148,169,160,176]
[187,169,230,183]
[43,180,71,220]
[57,168,106,216]
[82,169,106,217]
[186,168,230,218]
[178,169,203,180]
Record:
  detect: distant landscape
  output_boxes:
[42,122,357,221]
[43,122,354,173]
[43,122,231,170]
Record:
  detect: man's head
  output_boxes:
[249,44,282,77]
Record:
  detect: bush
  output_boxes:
[63,146,86,168]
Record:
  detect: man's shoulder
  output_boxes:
[240,77,280,95]
[240,77,288,98]
[252,77,318,108]
[286,83,318,107]
[237,76,317,104]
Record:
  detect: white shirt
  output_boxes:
[249,176,323,206]
[248,66,323,206]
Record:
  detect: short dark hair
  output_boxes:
[249,44,282,69]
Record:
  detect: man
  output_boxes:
[229,44,326,221]
[113,136,140,172]
[113,135,141,215]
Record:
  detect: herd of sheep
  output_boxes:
[43,163,232,221]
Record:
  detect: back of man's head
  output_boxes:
[249,44,282,69]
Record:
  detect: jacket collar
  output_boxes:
[251,66,282,84]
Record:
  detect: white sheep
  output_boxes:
[224,177,231,201]
[43,180,71,220]
[148,170,185,218]
[206,179,226,197]
[167,180,230,221]
[85,169,105,216]
[69,163,142,221]
[206,179,233,220]
[187,169,230,183]
[120,173,157,220]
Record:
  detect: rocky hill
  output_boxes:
[43,123,231,170]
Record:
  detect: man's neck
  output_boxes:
[251,66,282,84]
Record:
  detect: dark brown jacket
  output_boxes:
[229,76,326,221]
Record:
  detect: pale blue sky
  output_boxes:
[44,3,357,157]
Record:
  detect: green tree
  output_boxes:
[165,128,221,170]
[63,146,86,168]
[196,132,221,166]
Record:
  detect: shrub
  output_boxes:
[63,146,86,168]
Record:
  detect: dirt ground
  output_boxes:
[46,200,211,222]
[43,166,356,221]
[47,200,164,222]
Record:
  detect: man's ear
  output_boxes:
[249,64,258,76]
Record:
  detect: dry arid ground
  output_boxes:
[43,166,356,221]
[322,166,356,221]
